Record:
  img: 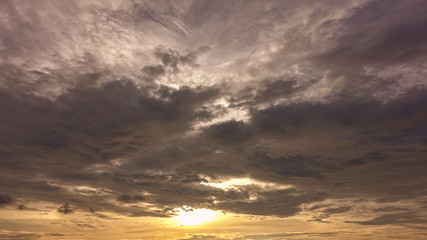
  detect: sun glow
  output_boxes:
[200,177,293,191]
[173,207,218,226]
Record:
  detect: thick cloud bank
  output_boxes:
[0,0,426,239]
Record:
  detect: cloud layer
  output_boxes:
[1,0,427,239]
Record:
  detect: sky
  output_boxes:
[0,0,427,239]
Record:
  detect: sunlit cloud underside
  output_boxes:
[0,0,427,239]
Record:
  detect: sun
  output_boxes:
[173,207,218,226]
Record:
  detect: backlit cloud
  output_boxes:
[0,0,426,239]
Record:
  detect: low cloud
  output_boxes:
[117,194,146,203]
[347,212,427,226]
[0,193,14,207]
[0,0,427,238]
[57,203,74,214]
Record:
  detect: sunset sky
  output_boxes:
[1,0,427,239]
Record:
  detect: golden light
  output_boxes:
[173,207,218,226]
[200,177,293,191]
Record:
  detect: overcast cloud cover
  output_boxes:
[0,0,427,239]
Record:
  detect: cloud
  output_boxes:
[0,77,219,146]
[0,193,14,206]
[316,1,427,68]
[1,59,426,221]
[229,78,316,108]
[250,152,320,178]
[202,120,253,144]
[57,203,74,214]
[244,232,339,240]
[153,45,211,72]
[215,189,327,217]
[307,0,427,98]
[0,231,40,240]
[0,0,427,238]
[347,212,427,226]
[0,62,223,216]
[373,206,410,212]
[322,206,352,214]
[142,65,166,81]
[117,194,146,203]
[180,235,240,240]
[0,231,79,240]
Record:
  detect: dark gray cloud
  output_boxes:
[0,0,427,238]
[117,194,146,203]
[248,88,427,142]
[2,84,422,218]
[214,189,326,217]
[307,0,427,98]
[0,193,14,206]
[316,1,427,67]
[153,45,211,72]
[202,120,253,144]
[373,206,410,212]
[57,203,74,214]
[0,78,219,147]
[322,206,352,215]
[348,212,427,226]
[0,70,221,217]
[142,65,166,80]
[229,78,316,108]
